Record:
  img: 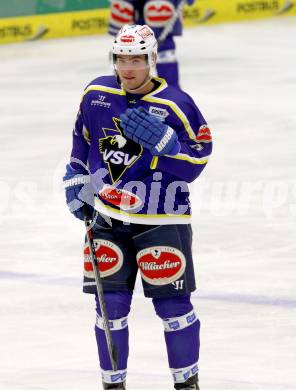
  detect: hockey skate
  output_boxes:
[174,374,200,390]
[102,382,126,390]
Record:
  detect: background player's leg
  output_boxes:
[95,291,132,387]
[157,36,179,86]
[153,295,200,389]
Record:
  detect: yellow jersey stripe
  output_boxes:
[82,80,195,143]
[146,77,168,96]
[83,84,126,98]
[165,153,209,165]
[150,156,159,170]
[141,95,196,140]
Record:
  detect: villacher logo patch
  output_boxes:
[84,239,123,278]
[137,246,186,286]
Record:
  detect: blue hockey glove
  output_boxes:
[120,108,180,156]
[63,164,94,221]
[186,0,196,5]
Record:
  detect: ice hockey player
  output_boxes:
[63,24,212,390]
[108,0,196,86]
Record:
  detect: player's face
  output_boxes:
[115,55,150,90]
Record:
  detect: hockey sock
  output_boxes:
[95,291,132,384]
[153,295,200,383]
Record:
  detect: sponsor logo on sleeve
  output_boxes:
[137,246,186,285]
[196,124,212,143]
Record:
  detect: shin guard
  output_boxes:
[95,291,132,384]
[153,295,200,384]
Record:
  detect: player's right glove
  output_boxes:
[63,164,94,221]
[120,107,180,156]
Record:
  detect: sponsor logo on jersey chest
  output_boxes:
[91,95,111,108]
[148,106,169,120]
[98,185,142,210]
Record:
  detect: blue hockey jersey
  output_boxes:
[70,75,212,225]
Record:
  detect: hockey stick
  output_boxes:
[157,0,187,45]
[84,218,118,372]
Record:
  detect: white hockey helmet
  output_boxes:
[112,24,158,70]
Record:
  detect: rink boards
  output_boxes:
[0,0,295,44]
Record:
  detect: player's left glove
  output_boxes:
[120,108,180,156]
[63,164,94,221]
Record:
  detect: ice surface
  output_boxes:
[0,17,296,390]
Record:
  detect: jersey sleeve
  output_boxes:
[151,94,213,183]
[69,102,91,173]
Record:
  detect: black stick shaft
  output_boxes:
[84,219,118,372]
